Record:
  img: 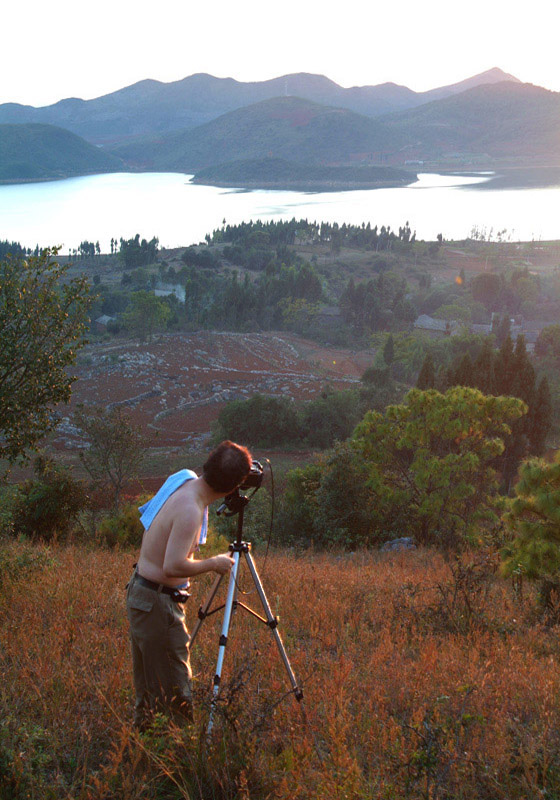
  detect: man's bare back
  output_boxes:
[137,476,234,587]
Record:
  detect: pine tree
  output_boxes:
[474,337,496,394]
[494,314,511,346]
[528,376,553,456]
[353,386,526,546]
[453,352,475,387]
[495,335,515,395]
[511,335,536,406]
[502,453,560,580]
[435,365,450,392]
[383,334,395,366]
[340,277,356,324]
[417,353,435,389]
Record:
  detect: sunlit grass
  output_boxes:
[2,539,560,798]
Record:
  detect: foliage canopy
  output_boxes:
[352,386,527,546]
[0,248,91,466]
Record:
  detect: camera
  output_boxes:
[239,459,264,490]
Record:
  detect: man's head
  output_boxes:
[202,440,252,495]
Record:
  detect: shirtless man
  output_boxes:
[126,440,252,729]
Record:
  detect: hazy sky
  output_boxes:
[3,0,559,107]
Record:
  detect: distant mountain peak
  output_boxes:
[478,67,521,82]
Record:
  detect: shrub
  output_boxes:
[96,500,145,549]
[8,455,88,542]
[213,394,301,448]
[276,462,322,547]
[279,443,380,548]
[299,390,362,449]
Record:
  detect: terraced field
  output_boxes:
[55,331,373,455]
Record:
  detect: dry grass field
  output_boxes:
[2,537,560,799]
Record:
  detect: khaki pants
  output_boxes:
[126,571,193,729]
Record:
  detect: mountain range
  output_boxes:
[1,69,559,187]
[109,82,560,173]
[0,68,520,145]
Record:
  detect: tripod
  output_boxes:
[188,489,303,734]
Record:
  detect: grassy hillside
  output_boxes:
[192,157,417,190]
[0,123,124,182]
[2,538,559,798]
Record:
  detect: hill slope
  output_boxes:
[382,81,560,161]
[109,96,398,171]
[0,123,123,182]
[0,68,520,144]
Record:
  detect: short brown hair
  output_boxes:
[202,440,252,494]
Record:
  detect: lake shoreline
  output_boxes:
[190,176,419,192]
[1,169,560,250]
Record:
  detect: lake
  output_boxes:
[1,169,560,252]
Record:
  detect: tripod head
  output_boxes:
[216,488,251,517]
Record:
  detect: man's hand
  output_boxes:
[212,553,235,574]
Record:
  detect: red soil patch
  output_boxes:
[55,331,374,453]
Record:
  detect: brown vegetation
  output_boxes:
[2,539,560,798]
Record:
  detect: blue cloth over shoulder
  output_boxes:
[138,469,208,545]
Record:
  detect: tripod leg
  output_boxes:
[188,572,224,651]
[243,550,303,701]
[207,550,241,734]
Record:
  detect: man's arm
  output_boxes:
[162,507,234,579]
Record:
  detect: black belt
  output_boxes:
[135,573,191,602]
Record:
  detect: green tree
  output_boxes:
[312,442,378,547]
[500,335,536,489]
[383,334,395,365]
[494,335,515,395]
[352,387,527,546]
[278,297,319,335]
[511,335,535,405]
[279,462,322,545]
[473,338,496,395]
[7,454,88,541]
[359,365,399,413]
[123,291,171,341]
[535,325,560,360]
[528,376,552,456]
[119,234,159,268]
[452,353,475,387]
[212,394,300,448]
[299,390,362,449]
[416,353,436,389]
[502,453,560,581]
[493,314,512,346]
[0,248,91,466]
[472,273,503,310]
[73,406,146,511]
